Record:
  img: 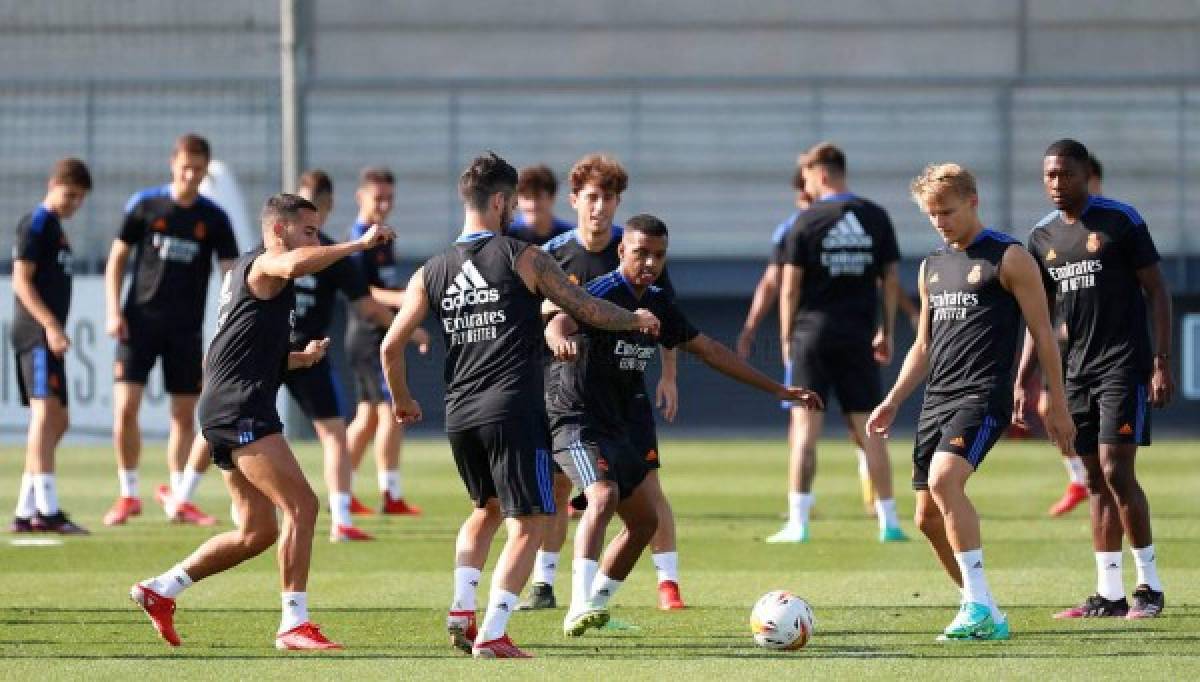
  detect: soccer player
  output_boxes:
[9,158,92,535]
[131,194,392,650]
[1015,139,1173,619]
[344,166,428,515]
[545,214,822,636]
[772,142,906,543]
[102,133,239,526]
[506,164,573,245]
[867,163,1076,641]
[530,153,686,612]
[379,152,661,659]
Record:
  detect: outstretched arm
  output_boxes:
[737,264,780,359]
[866,260,932,438]
[517,247,659,335]
[380,269,430,423]
[779,264,802,365]
[680,334,822,408]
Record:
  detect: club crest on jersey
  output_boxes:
[441,260,500,311]
[928,271,940,284]
[1087,232,1102,253]
[568,274,580,285]
[152,217,167,232]
[1045,249,1057,261]
[967,264,982,284]
[194,221,207,240]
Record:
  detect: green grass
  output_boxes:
[2,437,1199,680]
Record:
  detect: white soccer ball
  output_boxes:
[750,590,815,650]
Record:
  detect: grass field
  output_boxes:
[1,437,1198,680]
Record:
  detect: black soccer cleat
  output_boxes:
[1053,593,1129,619]
[9,516,34,533]
[31,511,90,535]
[1126,585,1164,619]
[516,582,557,611]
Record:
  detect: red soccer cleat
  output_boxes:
[381,492,421,516]
[330,524,375,543]
[177,503,217,526]
[657,580,685,610]
[1049,482,1088,517]
[104,497,142,526]
[447,609,478,654]
[275,622,342,650]
[472,634,533,659]
[130,583,181,647]
[349,496,375,516]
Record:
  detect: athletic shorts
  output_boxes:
[348,338,391,405]
[283,356,347,421]
[1067,374,1152,455]
[787,330,880,413]
[912,399,1008,491]
[626,394,661,471]
[202,416,284,471]
[552,422,649,500]
[115,321,203,394]
[447,413,555,517]
[15,345,68,407]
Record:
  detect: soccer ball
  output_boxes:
[750,590,815,650]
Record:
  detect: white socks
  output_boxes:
[571,558,599,612]
[1064,456,1086,485]
[144,563,194,598]
[874,498,899,530]
[1095,551,1124,600]
[478,589,518,642]
[788,491,814,527]
[955,548,1002,621]
[15,473,36,518]
[856,449,869,480]
[451,566,482,612]
[532,550,559,586]
[169,471,184,498]
[653,551,679,584]
[1131,545,1162,591]
[330,492,352,529]
[280,591,308,633]
[380,470,401,498]
[32,473,58,515]
[119,469,139,498]
[177,468,203,504]
[589,574,622,609]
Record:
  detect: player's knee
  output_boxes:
[169,405,195,428]
[281,485,319,527]
[586,483,619,517]
[240,521,279,554]
[927,473,961,504]
[628,509,659,544]
[914,507,942,537]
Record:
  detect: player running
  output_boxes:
[379,152,661,659]
[131,193,392,650]
[868,163,1075,641]
[1015,139,1173,620]
[772,142,906,543]
[546,214,822,637]
[103,133,239,526]
[506,164,573,245]
[9,158,92,535]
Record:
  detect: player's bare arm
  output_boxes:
[1000,246,1075,455]
[519,246,659,335]
[104,239,132,340]
[681,333,822,408]
[875,262,900,364]
[544,310,579,361]
[287,338,330,370]
[779,263,803,365]
[368,285,408,308]
[1135,263,1175,407]
[253,225,394,298]
[380,269,429,424]
[657,348,679,422]
[737,263,781,358]
[13,260,71,356]
[867,259,932,438]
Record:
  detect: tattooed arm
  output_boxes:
[516,246,659,335]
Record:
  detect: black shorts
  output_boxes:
[787,330,880,413]
[201,416,284,471]
[348,339,390,405]
[912,400,1007,491]
[626,395,661,471]
[283,357,347,421]
[115,321,203,394]
[447,413,555,517]
[1067,374,1152,455]
[15,345,68,407]
[552,422,649,500]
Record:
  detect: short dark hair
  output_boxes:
[298,169,333,198]
[1044,138,1091,166]
[625,213,669,238]
[261,193,318,227]
[359,166,395,187]
[800,142,846,176]
[517,164,558,197]
[49,157,92,190]
[173,133,211,160]
[1088,155,1104,181]
[459,151,518,212]
[790,165,805,191]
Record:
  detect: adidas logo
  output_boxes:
[950,436,966,448]
[597,589,610,597]
[821,213,874,249]
[972,561,983,569]
[469,580,479,587]
[1107,563,1119,569]
[441,260,499,310]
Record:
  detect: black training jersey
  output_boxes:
[345,220,399,348]
[506,215,574,246]
[422,233,545,431]
[923,229,1022,409]
[11,207,73,352]
[197,250,295,429]
[545,270,698,434]
[782,194,900,335]
[542,226,675,298]
[291,231,369,348]
[118,185,239,331]
[1028,196,1160,381]
[768,212,799,266]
